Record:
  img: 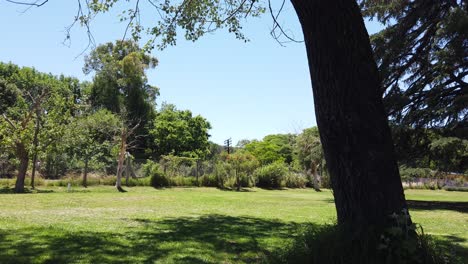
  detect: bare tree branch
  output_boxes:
[5,0,48,7]
[122,0,141,41]
[268,0,303,46]
[2,114,17,130]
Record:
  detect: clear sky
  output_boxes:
[0,1,382,145]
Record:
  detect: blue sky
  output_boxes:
[0,1,382,145]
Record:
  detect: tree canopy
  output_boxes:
[151,103,212,159]
[361,0,467,129]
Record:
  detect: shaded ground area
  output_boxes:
[0,215,308,264]
[0,187,466,263]
[407,200,468,213]
[433,235,468,263]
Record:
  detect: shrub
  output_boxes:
[126,177,151,187]
[254,162,289,189]
[400,166,434,181]
[284,172,308,188]
[443,186,468,192]
[200,174,218,187]
[143,160,170,188]
[170,176,196,187]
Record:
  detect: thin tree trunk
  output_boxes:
[15,142,28,193]
[125,154,130,186]
[290,0,408,230]
[310,161,321,192]
[83,157,89,188]
[30,111,41,189]
[236,168,241,191]
[196,159,200,186]
[116,130,127,192]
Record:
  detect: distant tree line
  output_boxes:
[0,40,211,193]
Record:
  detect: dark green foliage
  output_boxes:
[400,167,434,181]
[84,40,159,158]
[200,174,219,187]
[254,162,289,189]
[444,186,468,192]
[392,126,467,175]
[361,0,467,129]
[429,137,468,173]
[143,161,170,188]
[0,79,19,114]
[149,170,169,188]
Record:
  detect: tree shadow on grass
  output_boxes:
[0,215,309,264]
[0,187,54,194]
[432,234,468,263]
[407,200,468,213]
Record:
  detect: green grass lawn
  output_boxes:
[0,187,466,263]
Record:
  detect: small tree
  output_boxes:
[115,119,140,192]
[0,67,57,192]
[66,110,120,187]
[295,127,324,191]
[226,151,259,191]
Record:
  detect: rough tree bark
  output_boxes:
[15,142,29,193]
[290,0,408,229]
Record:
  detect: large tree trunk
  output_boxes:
[15,142,29,193]
[290,0,408,230]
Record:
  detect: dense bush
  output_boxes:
[200,174,218,187]
[254,162,289,189]
[169,176,196,186]
[283,172,308,188]
[443,186,468,192]
[142,161,170,188]
[400,166,434,181]
[222,173,253,189]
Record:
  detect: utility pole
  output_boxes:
[224,138,232,154]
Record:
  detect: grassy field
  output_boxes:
[0,187,466,263]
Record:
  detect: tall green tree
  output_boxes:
[295,127,324,191]
[84,40,159,157]
[65,109,120,187]
[0,63,73,192]
[151,104,212,159]
[226,151,259,191]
